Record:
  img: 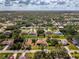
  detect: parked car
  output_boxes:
[72,39,78,45]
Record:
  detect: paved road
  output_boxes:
[0,50,50,53]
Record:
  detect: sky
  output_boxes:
[0,0,79,11]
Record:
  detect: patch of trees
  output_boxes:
[10,42,22,50]
[10,37,24,50]
[47,39,58,46]
[37,29,45,37]
[34,48,70,59]
[60,25,77,36]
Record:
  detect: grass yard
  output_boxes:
[51,34,65,40]
[46,46,57,50]
[16,53,21,59]
[21,35,45,39]
[26,53,34,59]
[0,53,13,59]
[32,46,41,50]
[71,52,79,58]
[68,43,78,50]
[32,46,55,50]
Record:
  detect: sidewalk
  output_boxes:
[0,50,50,53]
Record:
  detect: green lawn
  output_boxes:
[21,35,45,39]
[59,35,66,39]
[51,34,65,40]
[68,43,78,50]
[32,46,55,50]
[0,53,13,59]
[71,53,79,58]
[46,46,56,50]
[32,46,41,50]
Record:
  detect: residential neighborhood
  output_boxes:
[0,12,79,59]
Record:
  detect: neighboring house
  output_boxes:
[45,31,52,35]
[24,39,33,46]
[29,32,37,36]
[72,39,78,45]
[61,40,68,46]
[35,39,48,46]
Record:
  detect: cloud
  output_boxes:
[0,0,79,11]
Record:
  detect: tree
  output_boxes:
[0,33,6,39]
[60,25,77,37]
[47,39,58,46]
[32,39,37,45]
[49,48,69,59]
[10,42,22,50]
[12,29,21,39]
[34,48,69,59]
[34,51,48,59]
[37,29,45,37]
